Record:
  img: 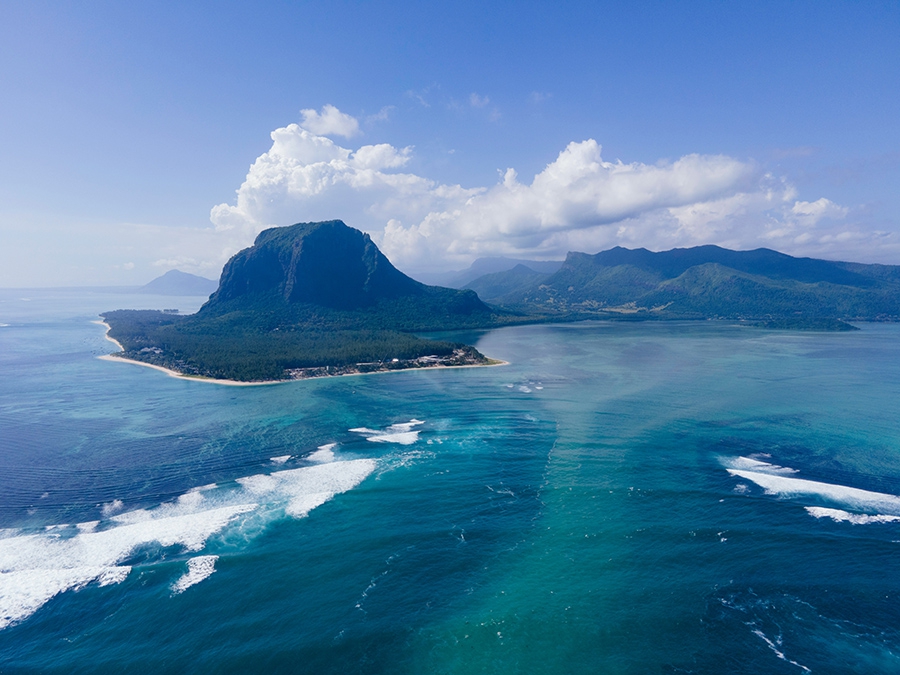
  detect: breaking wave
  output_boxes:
[0,457,376,630]
[723,456,900,524]
[350,419,424,445]
[172,555,219,594]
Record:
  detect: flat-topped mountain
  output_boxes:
[210,220,423,309]
[103,221,499,382]
[466,245,900,325]
[200,221,491,328]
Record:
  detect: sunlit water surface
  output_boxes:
[1,288,899,674]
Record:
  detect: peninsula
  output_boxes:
[102,220,900,383]
[102,220,503,382]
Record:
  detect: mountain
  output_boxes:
[138,270,218,296]
[103,221,499,382]
[464,264,553,302]
[409,257,564,288]
[467,245,900,324]
[202,220,491,324]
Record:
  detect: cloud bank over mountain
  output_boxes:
[208,105,886,273]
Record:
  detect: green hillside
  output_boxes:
[466,245,900,325]
[103,221,501,381]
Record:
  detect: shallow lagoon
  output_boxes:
[2,289,899,673]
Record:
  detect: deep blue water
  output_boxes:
[1,288,900,673]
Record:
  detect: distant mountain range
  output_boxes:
[413,258,563,288]
[409,257,563,289]
[464,245,900,326]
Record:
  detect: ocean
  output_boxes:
[1,288,899,674]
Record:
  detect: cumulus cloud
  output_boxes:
[209,120,478,246]
[207,106,884,274]
[378,140,758,266]
[299,104,361,138]
[790,198,848,226]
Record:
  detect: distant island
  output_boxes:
[138,269,218,296]
[102,220,506,382]
[101,220,900,383]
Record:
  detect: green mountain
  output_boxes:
[102,221,499,381]
[466,245,900,326]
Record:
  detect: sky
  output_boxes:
[1,1,899,286]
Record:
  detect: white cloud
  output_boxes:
[6,107,890,288]
[789,198,848,227]
[469,93,490,108]
[406,88,432,108]
[209,120,479,247]
[378,141,758,267]
[351,143,412,170]
[299,104,361,138]
[205,109,888,276]
[365,106,395,124]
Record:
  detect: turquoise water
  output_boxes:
[1,289,900,673]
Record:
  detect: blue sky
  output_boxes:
[1,1,898,286]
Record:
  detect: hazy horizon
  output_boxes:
[2,2,898,286]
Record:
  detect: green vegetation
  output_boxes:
[102,221,502,381]
[102,309,482,381]
[103,224,897,383]
[466,245,900,324]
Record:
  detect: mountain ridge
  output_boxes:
[465,244,900,323]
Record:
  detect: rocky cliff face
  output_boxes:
[203,220,490,322]
[209,220,423,309]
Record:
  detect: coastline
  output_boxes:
[97,353,508,386]
[95,320,507,386]
[95,319,276,386]
[93,319,124,351]
[97,354,280,386]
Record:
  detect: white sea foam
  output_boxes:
[724,455,900,522]
[308,443,336,463]
[752,628,811,673]
[725,456,797,475]
[172,555,219,594]
[0,458,376,630]
[101,499,124,517]
[270,455,291,464]
[350,419,424,445]
[805,507,900,525]
[0,566,133,630]
[286,493,332,518]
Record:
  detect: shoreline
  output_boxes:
[97,353,508,386]
[95,319,275,386]
[93,320,124,351]
[97,354,281,386]
[94,320,507,386]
